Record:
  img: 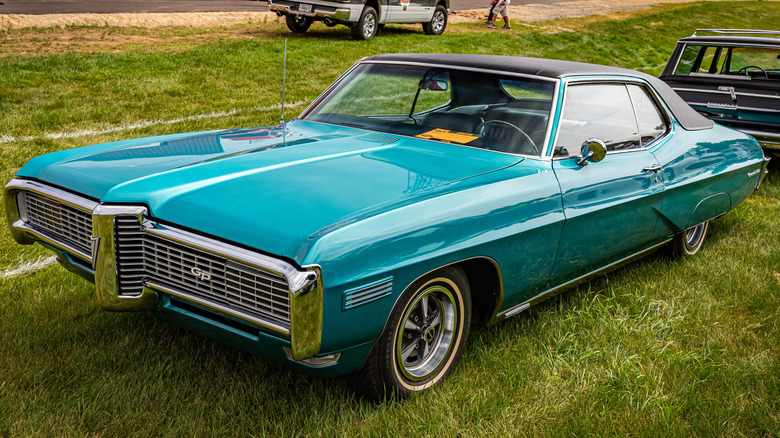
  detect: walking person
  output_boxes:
[485,0,498,25]
[487,0,511,30]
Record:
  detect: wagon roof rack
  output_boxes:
[692,29,780,37]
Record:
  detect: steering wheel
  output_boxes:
[475,120,539,155]
[738,65,768,79]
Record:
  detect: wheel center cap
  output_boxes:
[423,326,436,343]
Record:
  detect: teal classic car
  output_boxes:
[4,54,770,399]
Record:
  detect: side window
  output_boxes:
[694,46,725,74]
[674,45,702,75]
[627,85,667,146]
[556,84,641,152]
[727,47,780,76]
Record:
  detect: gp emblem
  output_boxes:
[191,267,212,281]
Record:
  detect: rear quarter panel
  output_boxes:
[653,122,765,234]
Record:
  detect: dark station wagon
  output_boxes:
[660,29,780,157]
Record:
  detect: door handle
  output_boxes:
[718,86,737,102]
[643,164,662,173]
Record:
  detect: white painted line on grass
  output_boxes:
[0,100,310,145]
[0,256,58,279]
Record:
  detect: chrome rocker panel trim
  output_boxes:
[496,238,673,321]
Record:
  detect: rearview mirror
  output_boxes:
[578,138,607,166]
[419,79,448,91]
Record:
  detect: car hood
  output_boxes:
[21,120,523,262]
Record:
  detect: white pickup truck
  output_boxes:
[268,0,450,40]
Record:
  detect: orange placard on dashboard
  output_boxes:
[416,129,479,144]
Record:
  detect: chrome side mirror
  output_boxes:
[578,138,607,166]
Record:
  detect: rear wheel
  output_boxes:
[671,220,710,257]
[352,266,471,400]
[285,15,312,33]
[422,5,448,35]
[351,6,378,40]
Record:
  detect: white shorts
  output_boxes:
[493,4,509,17]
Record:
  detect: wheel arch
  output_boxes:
[454,257,503,326]
[366,256,503,353]
[365,0,381,16]
[395,257,503,327]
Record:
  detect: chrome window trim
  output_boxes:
[686,102,780,114]
[540,80,561,159]
[687,72,752,80]
[669,43,687,76]
[551,78,673,156]
[672,87,780,102]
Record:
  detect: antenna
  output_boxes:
[280,38,288,125]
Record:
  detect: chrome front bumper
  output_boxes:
[4,178,323,361]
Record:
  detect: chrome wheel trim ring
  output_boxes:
[432,11,445,33]
[363,14,376,38]
[395,285,457,382]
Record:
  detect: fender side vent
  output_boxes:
[343,278,393,310]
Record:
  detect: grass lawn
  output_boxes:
[1,2,779,436]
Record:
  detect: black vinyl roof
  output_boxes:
[364,53,713,131]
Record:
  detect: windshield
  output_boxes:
[303,63,555,156]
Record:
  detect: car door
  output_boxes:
[663,44,741,124]
[723,46,780,130]
[386,0,434,22]
[550,81,669,284]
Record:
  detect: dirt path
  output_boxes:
[0,0,765,28]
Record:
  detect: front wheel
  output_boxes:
[351,6,378,40]
[352,266,472,400]
[671,220,710,257]
[285,15,312,33]
[422,5,448,35]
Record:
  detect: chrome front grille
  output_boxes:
[115,216,291,328]
[20,191,93,258]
